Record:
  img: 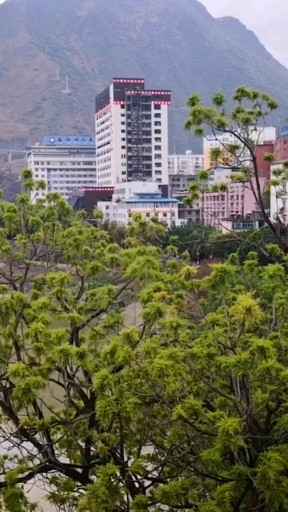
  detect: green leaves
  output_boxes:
[2,182,288,512]
[185,86,282,244]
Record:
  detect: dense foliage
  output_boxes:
[185,86,283,246]
[0,175,288,511]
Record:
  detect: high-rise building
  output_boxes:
[95,78,171,187]
[27,135,97,202]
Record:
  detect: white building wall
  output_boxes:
[111,200,181,227]
[203,127,276,152]
[28,147,97,203]
[256,126,276,144]
[168,152,204,175]
[99,181,184,227]
[111,104,125,185]
[95,105,113,187]
[113,181,160,200]
[152,104,169,184]
[203,133,236,151]
[27,153,47,201]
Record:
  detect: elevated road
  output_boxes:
[0,148,28,164]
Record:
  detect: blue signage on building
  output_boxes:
[280,126,288,138]
[43,136,95,146]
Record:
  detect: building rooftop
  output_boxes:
[124,198,179,204]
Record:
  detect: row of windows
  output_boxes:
[127,211,175,219]
[34,161,95,166]
[48,181,96,188]
[44,173,96,179]
[35,173,96,179]
[122,203,176,209]
[47,182,97,188]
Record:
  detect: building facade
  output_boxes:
[97,181,183,228]
[169,174,196,194]
[202,178,265,230]
[270,161,288,224]
[200,165,266,230]
[95,78,170,187]
[168,151,204,175]
[274,125,288,162]
[255,141,275,179]
[204,133,237,169]
[203,127,276,170]
[68,187,114,214]
[27,136,97,202]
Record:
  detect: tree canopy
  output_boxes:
[1,174,288,512]
[184,86,285,247]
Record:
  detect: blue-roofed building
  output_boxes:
[97,181,185,227]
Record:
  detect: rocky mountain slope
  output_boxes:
[0,0,287,150]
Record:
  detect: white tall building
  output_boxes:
[168,150,204,175]
[27,136,97,202]
[95,78,171,187]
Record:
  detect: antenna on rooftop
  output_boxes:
[62,76,72,94]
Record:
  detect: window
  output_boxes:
[154,121,161,126]
[155,129,161,135]
[121,145,126,149]
[155,145,161,151]
[154,104,161,110]
[154,113,161,118]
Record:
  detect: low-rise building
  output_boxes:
[169,174,200,225]
[202,166,266,230]
[169,174,196,194]
[172,190,201,225]
[221,213,264,233]
[98,181,184,227]
[68,187,114,214]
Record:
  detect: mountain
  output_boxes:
[0,0,288,151]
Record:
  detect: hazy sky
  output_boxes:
[201,0,288,68]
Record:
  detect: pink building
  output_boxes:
[202,179,266,230]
